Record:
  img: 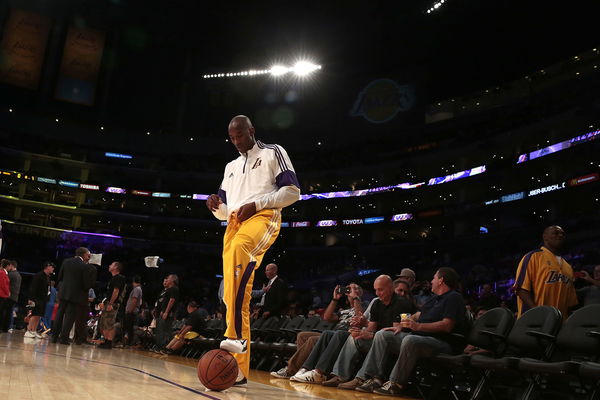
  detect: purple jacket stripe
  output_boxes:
[275,170,300,189]
[257,141,289,172]
[218,188,227,204]
[515,249,543,288]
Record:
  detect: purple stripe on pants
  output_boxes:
[235,261,257,338]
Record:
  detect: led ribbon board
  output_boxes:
[105,152,133,159]
[517,129,600,163]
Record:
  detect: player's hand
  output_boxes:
[206,194,223,212]
[161,312,167,320]
[579,270,592,281]
[106,304,113,312]
[237,202,257,222]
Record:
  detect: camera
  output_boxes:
[336,286,351,295]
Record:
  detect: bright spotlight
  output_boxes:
[203,61,322,79]
[270,65,289,76]
[293,61,320,76]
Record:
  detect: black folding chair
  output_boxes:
[518,304,600,400]
[468,305,563,400]
[420,307,515,400]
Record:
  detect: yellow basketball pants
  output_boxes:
[222,208,281,377]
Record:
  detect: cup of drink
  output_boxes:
[400,313,411,321]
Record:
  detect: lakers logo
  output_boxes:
[350,79,415,123]
[546,270,572,284]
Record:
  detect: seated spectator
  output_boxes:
[473,306,488,320]
[477,283,501,310]
[463,307,491,356]
[292,275,414,386]
[311,288,323,309]
[331,278,419,391]
[271,283,365,379]
[396,268,416,289]
[373,267,466,396]
[413,280,434,310]
[576,264,600,305]
[394,279,415,307]
[162,301,208,354]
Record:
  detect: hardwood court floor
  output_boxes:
[0,332,417,400]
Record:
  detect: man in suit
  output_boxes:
[52,247,94,344]
[73,260,97,344]
[259,263,288,318]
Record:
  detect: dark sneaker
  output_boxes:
[355,378,383,393]
[322,375,346,387]
[270,367,294,379]
[338,377,365,390]
[373,381,405,396]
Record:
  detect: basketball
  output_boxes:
[197,349,239,391]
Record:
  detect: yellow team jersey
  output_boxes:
[513,246,578,320]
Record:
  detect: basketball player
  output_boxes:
[207,115,300,382]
